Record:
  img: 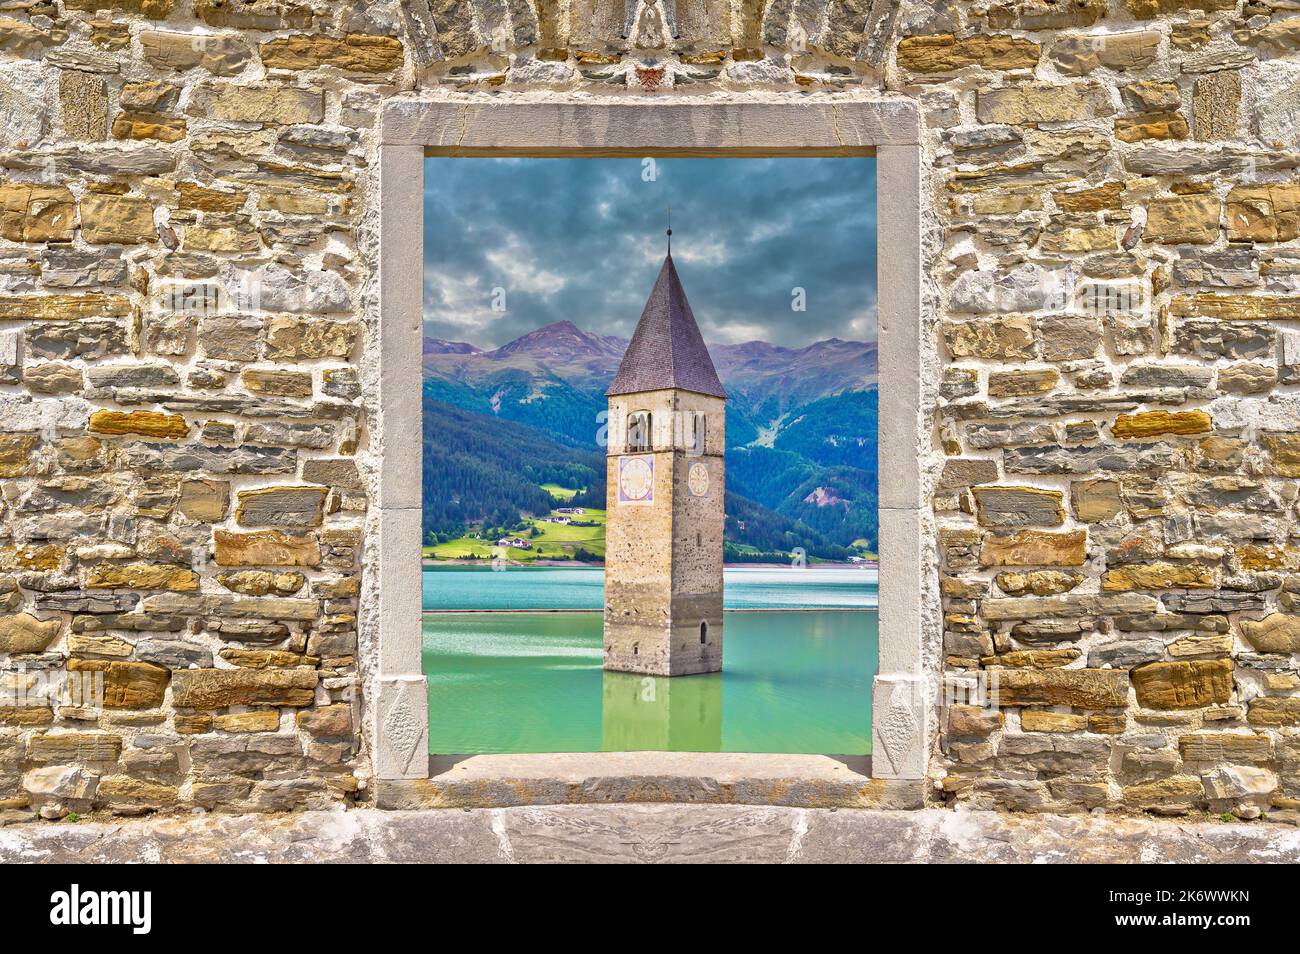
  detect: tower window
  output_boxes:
[627,411,652,452]
[700,621,708,644]
[688,412,706,452]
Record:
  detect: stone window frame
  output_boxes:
[372,100,931,785]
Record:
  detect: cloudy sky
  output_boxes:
[422,156,877,350]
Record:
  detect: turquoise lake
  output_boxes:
[422,566,877,755]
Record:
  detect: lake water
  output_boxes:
[422,565,878,610]
[422,567,877,755]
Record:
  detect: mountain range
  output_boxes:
[422,320,879,560]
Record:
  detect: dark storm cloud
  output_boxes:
[423,156,877,349]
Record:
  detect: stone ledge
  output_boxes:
[3,806,1298,864]
[374,752,925,810]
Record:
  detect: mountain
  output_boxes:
[422,320,877,448]
[421,320,879,556]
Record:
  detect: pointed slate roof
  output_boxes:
[607,253,728,400]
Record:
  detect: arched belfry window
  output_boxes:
[628,411,652,452]
[689,412,706,453]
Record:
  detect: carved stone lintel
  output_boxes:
[872,673,928,780]
[375,674,429,779]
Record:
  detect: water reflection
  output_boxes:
[601,671,723,751]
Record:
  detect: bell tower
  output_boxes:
[604,239,727,676]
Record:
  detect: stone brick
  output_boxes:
[1102,563,1215,591]
[1193,70,1240,141]
[1020,710,1086,732]
[89,410,189,439]
[264,318,357,359]
[171,668,318,709]
[213,530,321,567]
[1112,411,1211,440]
[972,486,1065,528]
[992,668,1130,709]
[80,193,155,245]
[1247,698,1300,727]
[1115,112,1189,143]
[995,570,1082,597]
[1124,0,1234,16]
[235,486,328,529]
[28,733,121,763]
[243,369,312,397]
[943,317,1035,360]
[988,368,1056,398]
[0,185,75,242]
[1171,294,1300,321]
[976,84,1112,125]
[1240,614,1300,653]
[980,530,1087,568]
[86,563,199,592]
[1050,31,1159,75]
[1071,479,1123,523]
[0,613,61,653]
[1132,660,1233,710]
[111,110,187,143]
[259,33,404,73]
[199,84,325,124]
[178,479,230,522]
[1226,184,1300,243]
[66,659,168,709]
[141,30,252,74]
[1145,194,1220,245]
[1179,733,1272,764]
[59,70,107,141]
[896,34,1039,74]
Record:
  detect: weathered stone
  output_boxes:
[213,710,281,732]
[950,264,1063,314]
[986,0,1107,30]
[1050,31,1159,75]
[1102,563,1216,591]
[171,668,318,709]
[995,570,1082,597]
[28,733,121,763]
[1247,698,1300,727]
[1088,639,1164,669]
[988,369,1056,398]
[259,33,403,73]
[1037,315,1099,361]
[301,458,363,493]
[1122,776,1203,811]
[976,83,1112,125]
[1179,733,1272,764]
[235,486,327,529]
[58,70,107,141]
[992,668,1130,709]
[1145,194,1220,245]
[243,369,311,398]
[141,30,251,74]
[1202,766,1276,802]
[112,110,187,143]
[980,530,1087,568]
[1226,183,1300,243]
[0,613,61,653]
[983,593,1158,621]
[134,639,212,669]
[89,410,189,439]
[0,185,75,243]
[79,193,155,245]
[1115,111,1189,143]
[1020,710,1086,732]
[213,529,321,567]
[1112,411,1211,440]
[973,486,1064,528]
[86,563,199,592]
[265,318,357,359]
[1239,614,1300,653]
[1069,479,1122,523]
[141,592,318,621]
[1132,660,1233,710]
[1193,70,1240,142]
[943,317,1035,360]
[198,84,324,124]
[1172,294,1300,321]
[193,0,313,30]
[897,34,1039,74]
[66,659,168,709]
[217,570,304,597]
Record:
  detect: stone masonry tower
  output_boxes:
[604,243,727,676]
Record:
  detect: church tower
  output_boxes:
[604,241,726,676]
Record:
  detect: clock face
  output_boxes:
[688,462,709,497]
[618,456,653,504]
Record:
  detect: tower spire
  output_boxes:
[667,206,672,255]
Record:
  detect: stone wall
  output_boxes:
[1,0,1298,818]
